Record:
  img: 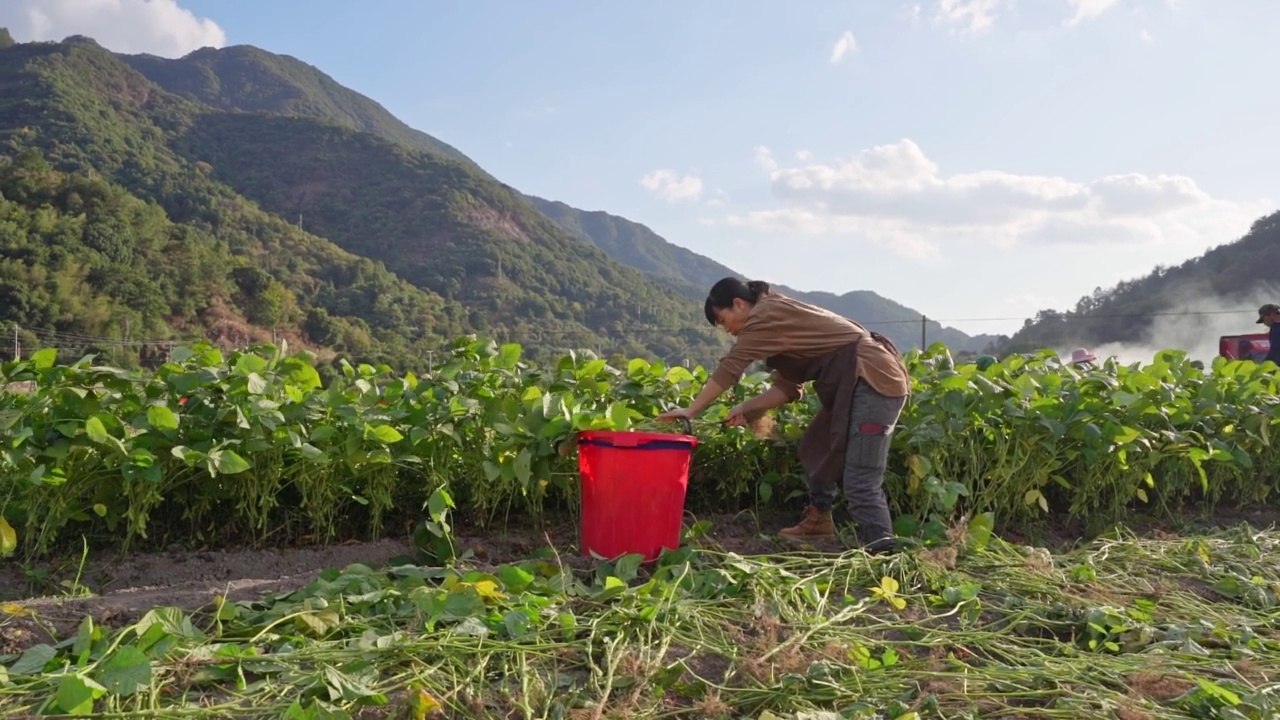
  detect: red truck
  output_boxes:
[1219,333,1271,361]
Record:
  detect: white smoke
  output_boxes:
[1059,284,1280,365]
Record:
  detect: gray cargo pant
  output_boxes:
[811,381,906,551]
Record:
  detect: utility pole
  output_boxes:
[426,350,434,374]
[496,252,504,282]
[920,315,927,349]
[11,323,18,361]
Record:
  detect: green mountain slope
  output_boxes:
[1000,215,1280,354]
[0,37,460,368]
[121,46,478,169]
[122,43,987,352]
[0,34,727,364]
[170,112,725,360]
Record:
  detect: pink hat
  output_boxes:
[1070,348,1097,365]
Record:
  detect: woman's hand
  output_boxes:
[657,407,697,423]
[724,404,749,427]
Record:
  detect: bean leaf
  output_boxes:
[0,516,16,557]
[96,646,151,696]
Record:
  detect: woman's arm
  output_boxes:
[725,384,795,426]
[657,378,727,422]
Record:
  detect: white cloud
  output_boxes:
[705,189,730,208]
[829,30,857,64]
[1139,28,1154,43]
[796,150,814,162]
[933,0,1007,34]
[639,169,704,203]
[1064,0,1122,28]
[723,139,1271,260]
[0,0,226,57]
[753,145,778,172]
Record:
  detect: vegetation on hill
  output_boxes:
[171,113,726,360]
[1001,213,1280,354]
[0,143,461,369]
[0,35,726,365]
[121,45,479,169]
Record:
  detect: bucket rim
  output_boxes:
[577,429,698,447]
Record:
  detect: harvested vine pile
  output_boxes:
[3,521,1279,718]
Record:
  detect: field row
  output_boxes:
[1,337,1279,560]
[4,519,1280,717]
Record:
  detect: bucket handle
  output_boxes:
[678,417,692,436]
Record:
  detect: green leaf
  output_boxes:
[300,443,329,463]
[613,553,644,582]
[513,448,532,486]
[135,607,206,643]
[235,353,267,375]
[246,372,268,395]
[966,512,995,551]
[95,646,152,696]
[146,405,179,431]
[30,348,57,370]
[323,665,387,705]
[214,450,251,475]
[73,616,95,658]
[84,416,108,444]
[0,516,15,558]
[55,673,105,715]
[496,343,522,369]
[426,487,454,521]
[607,401,632,429]
[498,565,534,593]
[366,424,404,444]
[10,643,56,674]
[278,357,321,391]
[503,609,531,638]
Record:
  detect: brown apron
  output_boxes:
[763,331,900,492]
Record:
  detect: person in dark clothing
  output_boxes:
[1259,303,1280,365]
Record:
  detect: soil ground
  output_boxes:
[3,504,1279,656]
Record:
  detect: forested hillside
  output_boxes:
[0,149,458,368]
[0,34,727,365]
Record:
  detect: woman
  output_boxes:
[658,278,912,552]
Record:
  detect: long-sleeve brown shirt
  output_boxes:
[709,293,911,399]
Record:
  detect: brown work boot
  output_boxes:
[778,505,836,539]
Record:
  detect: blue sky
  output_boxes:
[3,0,1277,337]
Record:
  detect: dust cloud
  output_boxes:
[1060,284,1280,365]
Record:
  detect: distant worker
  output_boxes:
[975,355,997,371]
[1258,303,1280,365]
[657,278,910,553]
[1069,348,1097,370]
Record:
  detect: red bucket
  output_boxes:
[577,420,697,562]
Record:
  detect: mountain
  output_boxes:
[0,38,471,370]
[0,34,728,365]
[999,213,1280,356]
[120,41,988,352]
[121,46,479,170]
[526,196,998,351]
